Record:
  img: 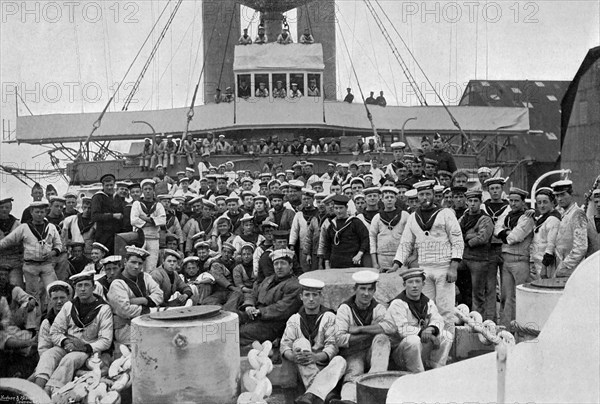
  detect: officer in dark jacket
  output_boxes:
[91,174,123,254]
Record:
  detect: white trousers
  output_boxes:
[34,346,89,389]
[391,335,452,373]
[292,338,347,401]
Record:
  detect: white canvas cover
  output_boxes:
[233,43,324,71]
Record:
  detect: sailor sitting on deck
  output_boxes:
[33,270,113,395]
[300,28,315,44]
[281,278,347,404]
[151,249,193,307]
[255,25,268,44]
[379,268,452,373]
[277,28,294,44]
[239,28,252,45]
[236,248,302,347]
[332,271,390,404]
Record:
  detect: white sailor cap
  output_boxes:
[414,180,436,192]
[49,196,66,204]
[101,255,122,265]
[29,200,49,209]
[299,278,325,290]
[551,180,573,195]
[477,167,492,174]
[163,249,182,260]
[182,256,200,265]
[202,199,216,209]
[406,189,418,199]
[69,269,95,284]
[222,242,236,252]
[433,185,445,193]
[315,192,328,200]
[353,193,365,201]
[391,142,406,150]
[400,268,426,281]
[91,242,109,254]
[157,194,171,200]
[270,248,295,262]
[352,270,379,285]
[288,180,305,189]
[240,213,254,223]
[188,196,203,205]
[176,171,186,176]
[46,280,73,296]
[381,186,399,195]
[125,245,150,259]
[178,177,190,185]
[185,167,195,173]
[302,188,317,198]
[194,240,211,250]
[363,187,381,195]
[241,242,256,252]
[141,179,155,188]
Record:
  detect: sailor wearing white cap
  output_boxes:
[238,248,302,346]
[281,278,347,404]
[151,249,193,307]
[107,245,163,345]
[368,186,410,270]
[32,268,113,392]
[385,141,407,181]
[380,268,451,373]
[550,179,588,278]
[0,201,62,306]
[94,255,122,300]
[38,280,73,355]
[290,189,319,272]
[131,179,167,272]
[334,270,390,403]
[391,177,464,328]
[493,186,534,326]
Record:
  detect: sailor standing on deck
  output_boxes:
[551,180,588,278]
[494,187,534,326]
[385,142,407,182]
[254,25,268,44]
[391,180,464,328]
[91,174,123,254]
[281,278,347,404]
[130,179,167,272]
[0,197,24,288]
[238,28,252,45]
[321,195,370,269]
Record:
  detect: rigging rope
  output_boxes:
[336,18,380,146]
[217,4,237,90]
[122,0,182,111]
[80,0,174,155]
[374,0,478,153]
[186,0,198,103]
[365,6,382,90]
[72,16,84,112]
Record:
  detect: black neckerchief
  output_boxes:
[242,262,253,279]
[273,206,285,224]
[219,233,232,245]
[254,211,268,227]
[379,209,402,229]
[302,206,318,222]
[298,305,333,346]
[45,306,59,325]
[485,200,509,221]
[534,210,562,233]
[27,220,50,241]
[140,199,158,215]
[70,294,107,328]
[505,208,525,230]
[117,272,147,298]
[454,206,467,219]
[228,211,242,228]
[97,276,110,295]
[198,217,213,233]
[415,206,443,233]
[396,290,430,329]
[240,233,258,244]
[0,215,17,234]
[362,209,380,225]
[461,210,487,234]
[76,212,94,234]
[342,296,378,326]
[68,256,90,275]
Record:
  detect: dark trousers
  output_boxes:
[456,261,472,308]
[202,290,242,311]
[239,317,287,347]
[463,259,497,321]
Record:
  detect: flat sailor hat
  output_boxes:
[551,180,573,195]
[125,245,150,259]
[381,186,399,195]
[433,185,445,193]
[390,142,406,150]
[46,280,72,296]
[69,269,95,284]
[194,241,211,250]
[163,249,182,260]
[363,187,381,195]
[406,189,418,199]
[101,255,122,265]
[183,256,200,265]
[222,242,236,252]
[414,180,436,192]
[352,270,379,285]
[484,177,506,187]
[299,278,325,290]
[509,187,529,199]
[477,167,492,174]
[140,179,155,188]
[91,242,109,254]
[270,248,295,262]
[400,268,425,281]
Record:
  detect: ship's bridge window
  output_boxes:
[255,73,269,97]
[290,73,305,96]
[272,73,287,99]
[237,74,251,99]
[307,74,321,97]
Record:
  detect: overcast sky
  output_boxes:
[1,0,599,212]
